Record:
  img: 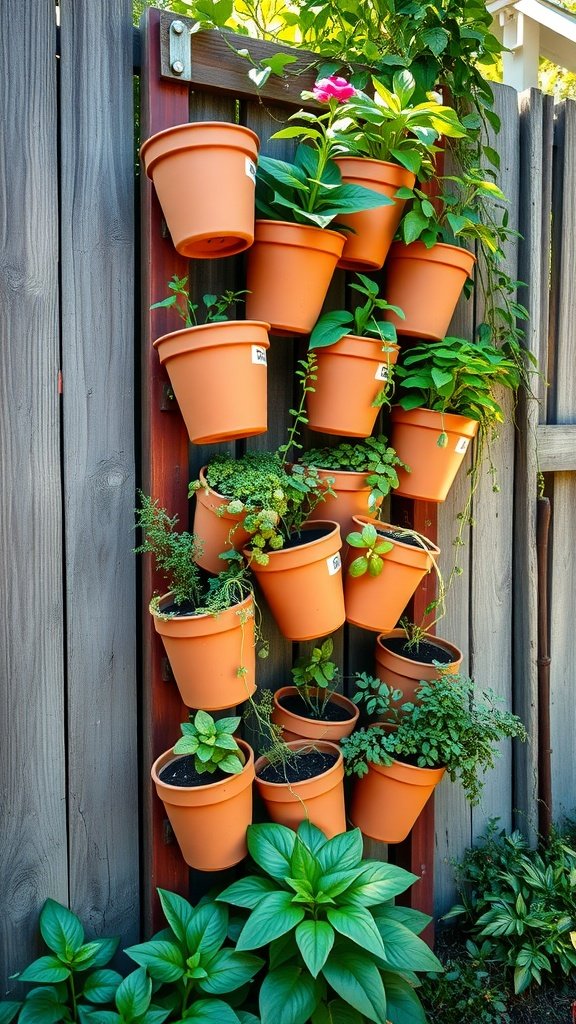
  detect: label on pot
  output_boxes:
[245,157,257,184]
[326,553,342,575]
[375,363,390,381]
[251,345,267,365]
[455,437,470,454]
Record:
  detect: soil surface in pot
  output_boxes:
[279,693,352,723]
[282,526,333,549]
[159,755,232,787]
[378,528,436,550]
[381,636,455,666]
[158,599,199,617]
[258,749,338,784]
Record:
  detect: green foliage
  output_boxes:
[341,674,527,804]
[80,967,170,1023]
[125,890,263,1022]
[150,276,248,328]
[398,170,508,252]
[217,820,442,1024]
[300,436,407,508]
[6,898,121,1023]
[345,522,394,579]
[419,939,510,1024]
[134,492,254,614]
[351,672,404,720]
[173,710,246,775]
[308,273,402,355]
[445,821,576,994]
[290,637,338,716]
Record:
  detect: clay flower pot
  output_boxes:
[375,629,463,704]
[349,757,445,843]
[245,221,346,335]
[306,334,399,437]
[192,467,252,574]
[152,593,256,710]
[151,739,254,869]
[272,686,359,743]
[390,406,479,502]
[344,517,440,633]
[141,121,259,258]
[255,739,346,837]
[334,158,416,271]
[154,321,270,445]
[383,240,476,340]
[306,467,382,545]
[245,521,345,641]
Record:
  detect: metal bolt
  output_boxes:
[171,60,184,75]
[172,20,185,34]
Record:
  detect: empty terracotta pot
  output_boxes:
[375,629,463,703]
[383,241,476,340]
[306,467,382,544]
[390,406,479,502]
[272,687,359,743]
[334,158,416,271]
[350,757,445,843]
[192,467,252,574]
[141,121,259,258]
[306,334,399,437]
[255,740,346,837]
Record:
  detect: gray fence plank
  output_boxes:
[59,0,139,944]
[0,0,68,993]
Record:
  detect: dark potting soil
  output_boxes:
[381,635,455,666]
[159,755,230,788]
[378,527,436,550]
[159,599,198,617]
[279,692,352,723]
[282,526,332,549]
[258,749,338,785]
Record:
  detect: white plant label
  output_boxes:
[245,158,257,184]
[251,345,267,366]
[375,362,390,381]
[455,437,470,454]
[326,553,342,576]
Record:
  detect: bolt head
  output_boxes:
[171,60,184,75]
[172,20,185,34]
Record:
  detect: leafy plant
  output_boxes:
[445,821,576,994]
[419,939,510,1024]
[4,898,121,1023]
[150,274,248,327]
[345,521,394,578]
[217,819,443,1024]
[341,674,527,805]
[300,436,407,509]
[398,170,508,252]
[79,967,170,1024]
[309,273,402,359]
[351,672,404,720]
[290,636,338,716]
[124,889,263,1023]
[173,710,246,775]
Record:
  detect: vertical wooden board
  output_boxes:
[470,82,519,837]
[0,0,68,993]
[59,0,139,947]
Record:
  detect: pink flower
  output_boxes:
[312,76,356,103]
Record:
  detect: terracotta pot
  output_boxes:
[151,739,254,869]
[245,221,346,335]
[154,321,270,445]
[244,521,345,641]
[255,739,346,837]
[375,629,463,703]
[344,517,440,633]
[272,686,359,743]
[334,158,416,272]
[192,467,252,574]
[350,757,445,843]
[306,334,399,437]
[390,406,479,502]
[383,240,476,340]
[141,121,259,258]
[306,467,382,544]
[152,594,256,710]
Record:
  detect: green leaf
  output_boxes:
[197,950,263,994]
[89,936,120,968]
[261,53,298,75]
[373,904,430,935]
[0,1005,20,1024]
[236,892,305,950]
[80,1013,119,1024]
[186,902,228,957]
[317,830,363,873]
[123,939,185,983]
[249,67,272,89]
[295,920,334,977]
[346,862,419,907]
[83,968,123,1004]
[348,556,368,577]
[259,966,320,1024]
[116,967,152,1020]
[375,915,442,971]
[309,311,353,350]
[158,889,194,944]
[326,907,385,958]
[291,836,321,888]
[18,988,66,1024]
[181,998,241,1023]
[40,899,84,958]
[218,875,277,909]
[421,26,449,55]
[380,971,427,1024]
[322,953,387,1024]
[19,956,71,984]
[247,824,296,882]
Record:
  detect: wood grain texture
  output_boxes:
[59,0,139,947]
[0,0,68,994]
[536,424,576,471]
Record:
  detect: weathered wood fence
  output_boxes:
[2,0,576,994]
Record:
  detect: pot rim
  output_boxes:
[334,155,416,186]
[153,320,271,357]
[151,592,253,636]
[350,516,441,558]
[253,219,347,247]
[151,738,255,795]
[313,333,400,361]
[390,405,480,438]
[244,520,342,571]
[141,120,260,174]
[254,739,343,787]
[387,239,476,271]
[375,628,463,668]
[273,686,359,725]
[367,756,446,786]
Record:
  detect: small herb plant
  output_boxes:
[342,674,527,805]
[173,711,246,776]
[291,636,338,717]
[80,966,170,1024]
[398,170,508,252]
[352,671,405,720]
[300,436,407,509]
[419,940,511,1024]
[445,820,576,994]
[346,521,394,578]
[217,820,442,1024]
[150,274,248,327]
[309,272,402,350]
